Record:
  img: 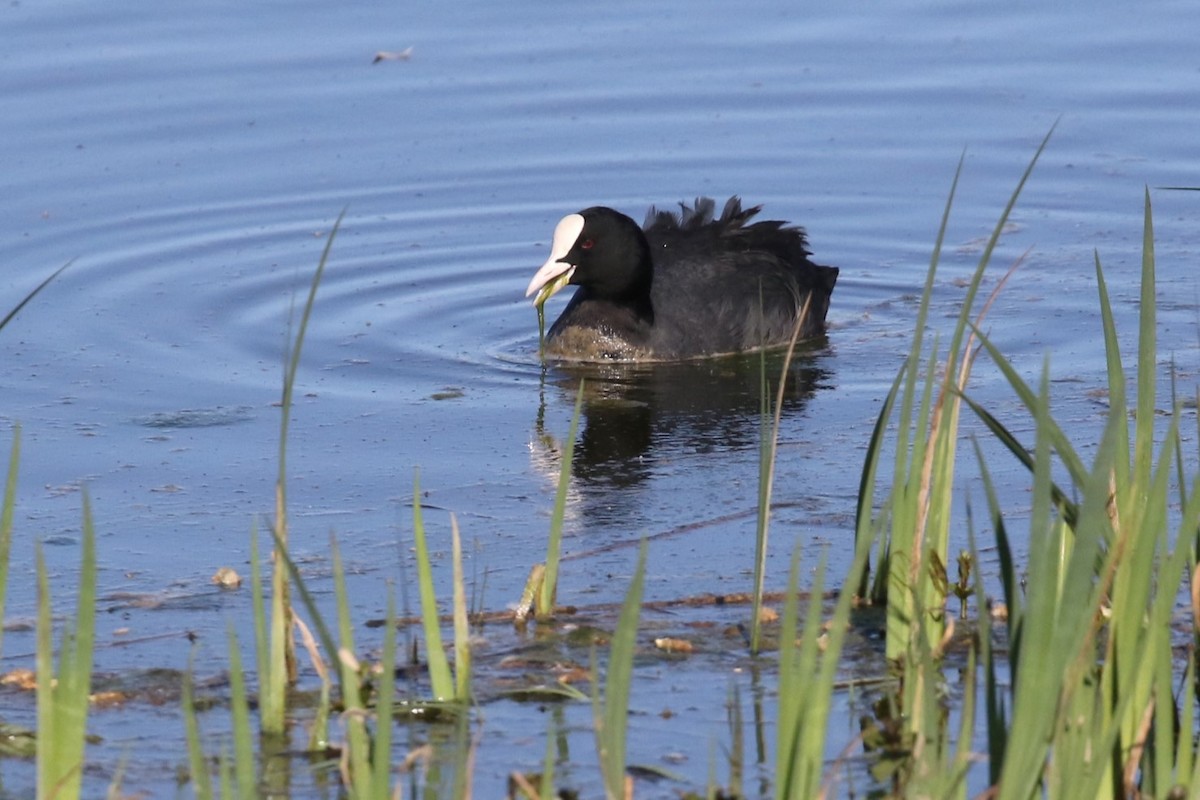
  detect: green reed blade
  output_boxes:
[957,389,1079,526]
[0,261,71,334]
[266,524,338,681]
[0,426,18,659]
[450,514,471,700]
[35,490,96,800]
[181,656,214,800]
[966,322,1089,490]
[593,539,647,800]
[270,210,347,709]
[330,534,373,795]
[372,587,398,796]
[248,523,284,737]
[225,625,258,800]
[750,303,811,655]
[412,470,455,700]
[539,380,583,618]
[853,362,906,599]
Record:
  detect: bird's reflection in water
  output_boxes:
[531,341,835,529]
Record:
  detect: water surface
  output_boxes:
[3,0,1200,794]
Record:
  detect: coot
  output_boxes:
[525,196,838,361]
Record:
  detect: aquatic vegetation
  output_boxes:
[750,296,816,655]
[34,493,96,800]
[0,261,71,336]
[411,471,457,701]
[539,381,583,619]
[592,539,647,800]
[10,149,1200,799]
[774,534,872,800]
[263,210,346,735]
[1,429,16,661]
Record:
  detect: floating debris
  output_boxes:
[654,637,694,654]
[211,567,242,589]
[372,46,413,63]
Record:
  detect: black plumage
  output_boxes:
[526,196,838,361]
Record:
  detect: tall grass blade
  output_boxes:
[777,522,875,799]
[35,490,97,800]
[450,514,471,700]
[0,261,71,334]
[266,523,378,754]
[1132,187,1157,491]
[539,381,584,617]
[0,426,18,659]
[330,534,372,796]
[247,523,286,744]
[964,323,1089,491]
[226,625,259,800]
[751,345,771,652]
[594,539,647,800]
[750,301,813,654]
[854,364,906,600]
[269,210,346,714]
[956,390,1080,525]
[181,658,214,800]
[412,470,455,700]
[372,587,399,797]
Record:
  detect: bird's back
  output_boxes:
[642,197,838,357]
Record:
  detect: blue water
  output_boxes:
[3,0,1200,795]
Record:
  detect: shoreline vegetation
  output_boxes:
[6,138,1200,798]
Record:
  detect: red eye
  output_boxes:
[580,238,595,250]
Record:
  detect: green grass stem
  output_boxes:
[775,528,874,799]
[750,300,812,654]
[35,490,97,800]
[181,659,214,800]
[450,514,471,700]
[538,381,584,618]
[0,261,71,334]
[593,539,647,800]
[0,426,18,659]
[329,535,373,796]
[268,210,346,720]
[412,470,455,701]
[371,588,399,797]
[225,625,259,799]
